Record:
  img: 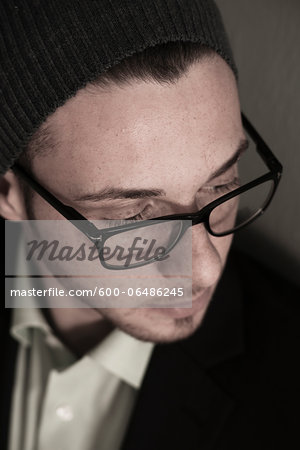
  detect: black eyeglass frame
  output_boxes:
[13,113,282,269]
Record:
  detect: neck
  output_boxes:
[42,307,114,358]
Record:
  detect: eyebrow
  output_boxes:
[72,138,249,203]
[73,187,165,202]
[207,138,249,182]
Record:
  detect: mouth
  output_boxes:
[149,288,212,319]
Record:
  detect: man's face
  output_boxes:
[20,54,245,342]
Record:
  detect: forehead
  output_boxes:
[33,55,243,200]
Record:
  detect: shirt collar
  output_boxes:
[11,306,154,389]
[10,306,52,347]
[88,328,154,389]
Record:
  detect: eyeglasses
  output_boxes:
[13,114,282,270]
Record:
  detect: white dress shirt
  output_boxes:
[8,306,154,450]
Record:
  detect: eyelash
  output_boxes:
[119,213,144,223]
[203,177,240,194]
[104,207,149,226]
[104,214,145,227]
[108,178,241,223]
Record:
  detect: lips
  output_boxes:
[149,287,212,318]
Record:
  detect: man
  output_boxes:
[1,1,299,449]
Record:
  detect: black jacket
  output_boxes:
[1,250,300,450]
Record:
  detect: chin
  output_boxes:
[97,304,209,344]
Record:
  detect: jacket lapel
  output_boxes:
[121,252,244,450]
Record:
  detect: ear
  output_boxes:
[0,170,28,220]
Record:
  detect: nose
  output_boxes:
[192,223,222,289]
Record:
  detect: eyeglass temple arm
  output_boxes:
[13,163,101,239]
[241,113,283,175]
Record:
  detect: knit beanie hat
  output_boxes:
[0,0,236,175]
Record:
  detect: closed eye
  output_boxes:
[202,177,241,195]
[103,206,150,224]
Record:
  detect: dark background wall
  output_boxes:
[216,0,300,286]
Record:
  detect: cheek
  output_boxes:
[210,233,233,263]
[207,196,239,237]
